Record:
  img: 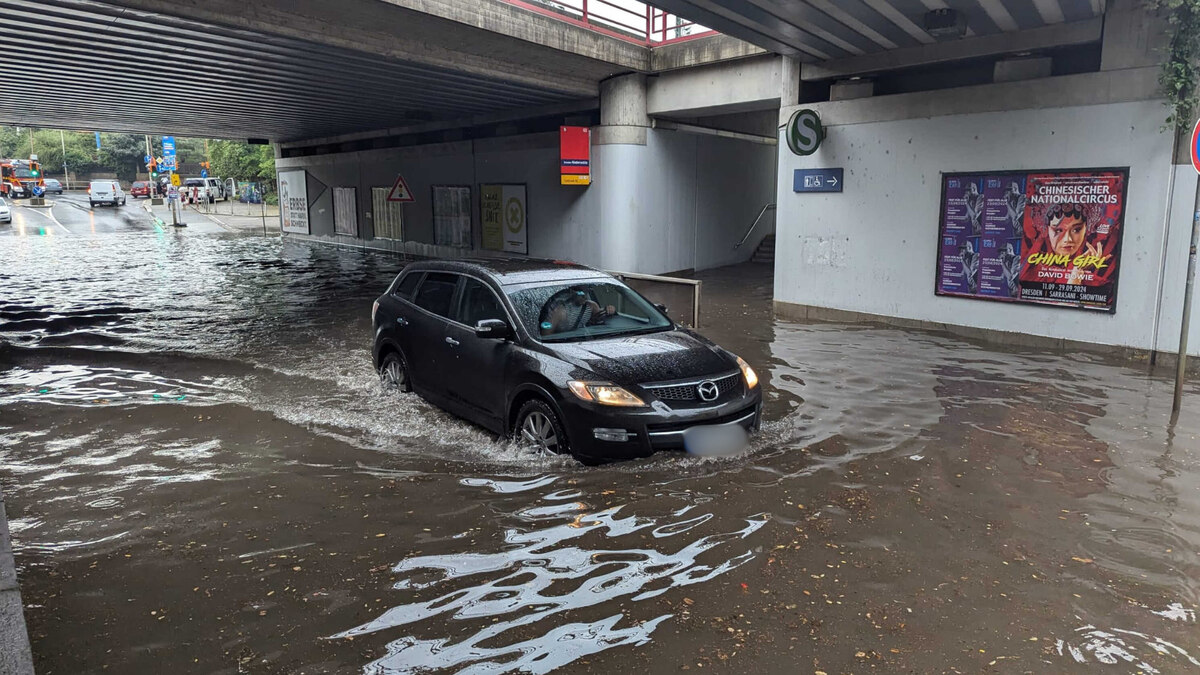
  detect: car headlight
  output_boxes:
[567,381,645,407]
[736,356,759,389]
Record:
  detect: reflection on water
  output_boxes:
[3,232,1200,673]
[335,480,767,673]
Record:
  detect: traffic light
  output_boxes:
[150,170,158,178]
[30,168,38,177]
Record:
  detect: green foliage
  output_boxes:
[209,140,276,181]
[0,126,276,184]
[1147,0,1200,129]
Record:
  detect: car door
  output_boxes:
[442,276,514,430]
[404,272,461,400]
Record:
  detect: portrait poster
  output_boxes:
[934,168,1127,313]
[278,169,310,234]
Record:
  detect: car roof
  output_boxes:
[405,257,610,286]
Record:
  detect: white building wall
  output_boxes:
[276,128,775,275]
[775,95,1193,353]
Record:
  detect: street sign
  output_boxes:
[201,168,208,178]
[786,109,824,156]
[793,168,843,193]
[170,173,181,187]
[387,174,415,202]
[144,154,150,164]
[1190,118,1200,175]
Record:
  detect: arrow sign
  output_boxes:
[792,168,844,193]
[387,174,415,202]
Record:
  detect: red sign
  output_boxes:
[560,126,590,186]
[387,174,415,202]
[1191,118,1200,175]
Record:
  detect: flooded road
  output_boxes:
[2,228,1200,674]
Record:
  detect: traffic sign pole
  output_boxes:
[1172,118,1200,416]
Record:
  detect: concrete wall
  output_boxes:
[276,128,775,274]
[775,78,1200,354]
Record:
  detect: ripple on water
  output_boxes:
[331,483,769,673]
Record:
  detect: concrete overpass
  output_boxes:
[0,0,750,142]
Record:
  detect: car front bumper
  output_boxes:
[558,388,763,462]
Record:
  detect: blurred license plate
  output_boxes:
[683,423,748,457]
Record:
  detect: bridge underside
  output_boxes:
[0,0,623,141]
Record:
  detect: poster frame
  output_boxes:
[479,183,529,255]
[431,184,473,249]
[277,168,310,234]
[932,166,1130,315]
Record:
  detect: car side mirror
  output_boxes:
[654,303,668,314]
[475,319,513,340]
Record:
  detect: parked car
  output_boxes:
[182,177,227,203]
[130,181,152,198]
[372,258,762,463]
[0,197,10,223]
[88,180,125,207]
[42,178,63,195]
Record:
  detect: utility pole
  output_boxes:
[1174,118,1200,417]
[28,127,34,158]
[59,130,68,189]
[1173,180,1200,416]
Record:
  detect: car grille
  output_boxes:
[643,371,742,402]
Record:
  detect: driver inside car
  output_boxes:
[539,287,617,336]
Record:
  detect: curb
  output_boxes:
[141,200,185,228]
[186,205,235,232]
[0,494,35,675]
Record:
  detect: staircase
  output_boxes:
[750,234,775,264]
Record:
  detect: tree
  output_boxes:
[209,140,276,181]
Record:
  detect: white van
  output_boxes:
[88,180,125,207]
[182,177,227,203]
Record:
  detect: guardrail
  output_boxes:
[501,0,714,46]
[609,270,702,329]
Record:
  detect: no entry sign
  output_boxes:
[1191,118,1200,175]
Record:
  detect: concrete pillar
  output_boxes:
[1100,0,1168,71]
[596,74,649,145]
[780,56,801,108]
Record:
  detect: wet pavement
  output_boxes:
[2,225,1200,674]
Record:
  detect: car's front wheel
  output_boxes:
[379,351,411,392]
[515,399,570,457]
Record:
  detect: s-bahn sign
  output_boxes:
[786,108,824,156]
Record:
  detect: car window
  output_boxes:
[506,280,672,343]
[183,179,205,187]
[456,278,506,326]
[392,271,423,299]
[412,272,458,318]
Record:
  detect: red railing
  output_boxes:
[501,0,715,46]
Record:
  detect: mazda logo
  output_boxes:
[697,380,719,402]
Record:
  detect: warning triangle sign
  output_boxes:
[387,174,415,202]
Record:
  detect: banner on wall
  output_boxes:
[560,126,591,185]
[481,184,527,254]
[934,168,1128,313]
[278,169,310,234]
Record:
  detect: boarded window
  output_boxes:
[371,187,404,240]
[333,187,357,236]
[432,185,471,248]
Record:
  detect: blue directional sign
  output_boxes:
[200,169,208,178]
[144,154,150,164]
[793,168,843,193]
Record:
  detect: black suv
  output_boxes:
[372,258,761,462]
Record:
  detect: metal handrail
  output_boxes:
[734,203,776,250]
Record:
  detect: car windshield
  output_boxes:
[183,179,204,187]
[506,280,672,343]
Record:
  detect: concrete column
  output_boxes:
[1100,0,1168,71]
[780,56,800,108]
[596,73,649,145]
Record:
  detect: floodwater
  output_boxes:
[2,230,1200,674]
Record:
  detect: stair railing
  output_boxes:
[734,203,776,250]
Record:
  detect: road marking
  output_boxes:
[16,202,71,234]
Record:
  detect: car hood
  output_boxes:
[548,329,735,385]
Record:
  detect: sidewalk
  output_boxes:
[189,199,279,234]
[0,493,35,675]
[139,198,264,235]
